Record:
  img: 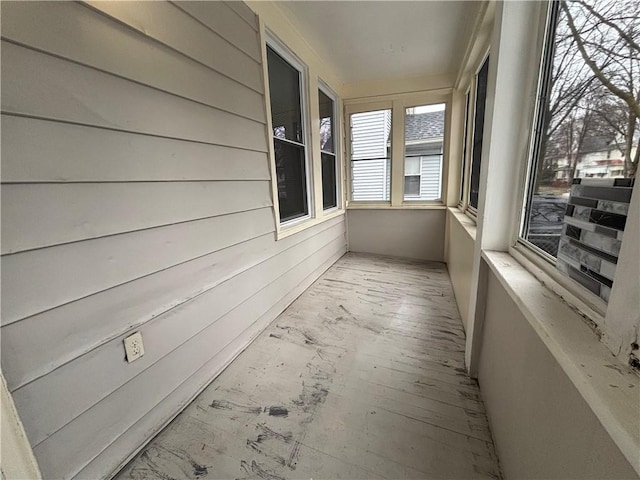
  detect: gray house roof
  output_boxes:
[405,110,445,141]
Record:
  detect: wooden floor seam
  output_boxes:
[116,252,502,480]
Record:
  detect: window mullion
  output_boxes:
[390,100,405,207]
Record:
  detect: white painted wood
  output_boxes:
[172,2,261,61]
[0,2,265,123]
[73,249,342,480]
[109,254,501,480]
[1,208,275,324]
[0,373,42,480]
[1,181,272,254]
[347,209,445,261]
[224,1,259,31]
[85,1,263,92]
[31,241,346,480]
[447,209,476,330]
[1,115,270,183]
[0,4,351,480]
[12,227,346,448]
[2,218,345,392]
[1,41,267,152]
[479,266,638,479]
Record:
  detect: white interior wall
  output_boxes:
[347,209,445,262]
[445,211,476,330]
[446,1,639,477]
[478,270,638,479]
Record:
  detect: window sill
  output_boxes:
[482,250,640,476]
[448,207,477,242]
[276,208,345,240]
[347,203,447,210]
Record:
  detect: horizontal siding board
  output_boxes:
[1,41,267,151]
[31,238,346,479]
[84,1,263,92]
[1,181,272,254]
[1,115,270,183]
[172,1,261,61]
[1,208,275,324]
[1,217,345,391]
[223,1,259,31]
[14,224,346,448]
[0,2,265,122]
[73,249,343,480]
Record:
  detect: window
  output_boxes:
[459,90,471,204]
[350,109,392,201]
[404,103,445,201]
[266,44,310,223]
[469,55,490,210]
[520,1,637,303]
[319,87,337,210]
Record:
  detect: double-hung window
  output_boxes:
[459,89,471,205]
[319,86,338,210]
[266,43,310,224]
[468,55,490,211]
[519,1,636,305]
[347,98,448,205]
[404,104,445,201]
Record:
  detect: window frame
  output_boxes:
[344,92,450,209]
[318,80,341,213]
[466,51,490,217]
[264,32,314,228]
[402,102,446,203]
[509,1,609,318]
[458,87,472,209]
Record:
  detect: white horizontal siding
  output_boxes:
[352,159,390,201]
[0,1,265,123]
[1,41,267,152]
[420,155,443,200]
[84,0,263,92]
[350,110,391,201]
[1,115,270,183]
[0,3,346,479]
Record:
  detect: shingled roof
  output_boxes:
[405,110,445,142]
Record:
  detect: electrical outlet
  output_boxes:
[124,332,144,363]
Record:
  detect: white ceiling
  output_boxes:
[276,1,481,84]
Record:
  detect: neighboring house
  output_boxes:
[553,135,634,181]
[351,110,444,201]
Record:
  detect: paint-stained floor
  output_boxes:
[116,253,502,479]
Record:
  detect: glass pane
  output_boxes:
[405,157,420,175]
[521,1,637,303]
[350,109,392,201]
[404,176,420,196]
[321,152,337,209]
[460,91,471,202]
[319,89,334,153]
[404,103,445,201]
[267,46,303,144]
[274,138,308,222]
[469,57,489,209]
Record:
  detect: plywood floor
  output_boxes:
[116,253,502,479]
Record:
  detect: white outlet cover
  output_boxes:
[124,332,145,363]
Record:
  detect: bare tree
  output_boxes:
[561,0,640,176]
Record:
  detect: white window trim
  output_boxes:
[318,80,342,214]
[458,86,472,210]
[345,91,451,209]
[507,0,611,320]
[259,22,345,240]
[465,49,490,218]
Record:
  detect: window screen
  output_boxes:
[469,56,489,209]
